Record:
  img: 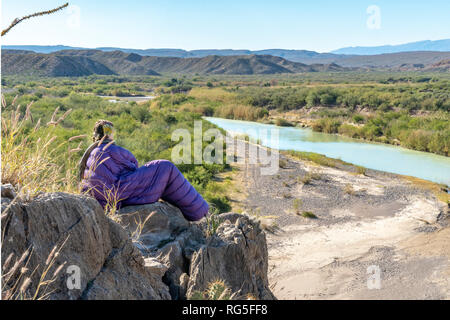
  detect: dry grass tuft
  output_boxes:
[131,211,155,244]
[1,237,69,300]
[299,170,322,185]
[205,206,222,237]
[301,211,317,219]
[1,95,80,198]
[293,198,303,215]
[344,183,356,195]
[189,279,232,300]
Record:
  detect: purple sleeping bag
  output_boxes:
[80,142,209,221]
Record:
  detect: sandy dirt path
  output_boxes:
[229,143,449,299]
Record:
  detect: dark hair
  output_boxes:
[92,120,114,142]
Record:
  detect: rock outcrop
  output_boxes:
[117,202,205,299]
[1,192,169,300]
[117,205,275,300]
[1,189,275,300]
[187,213,275,300]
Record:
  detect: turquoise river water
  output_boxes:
[205,117,450,186]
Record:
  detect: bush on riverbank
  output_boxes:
[310,111,449,156]
[162,78,450,156]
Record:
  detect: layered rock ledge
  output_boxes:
[1,190,274,300]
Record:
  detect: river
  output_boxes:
[97,95,155,103]
[205,117,450,186]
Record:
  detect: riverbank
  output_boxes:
[264,107,449,157]
[217,107,450,157]
[183,82,449,157]
[97,94,156,103]
[206,117,450,186]
[227,141,448,299]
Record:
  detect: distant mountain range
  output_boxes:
[328,51,450,68]
[3,45,344,64]
[1,50,350,77]
[2,38,450,77]
[331,39,450,55]
[3,39,450,68]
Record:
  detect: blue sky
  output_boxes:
[1,0,449,52]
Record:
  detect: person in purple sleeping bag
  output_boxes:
[79,119,209,221]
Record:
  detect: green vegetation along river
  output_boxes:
[205,117,450,186]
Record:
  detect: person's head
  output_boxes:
[92,119,114,142]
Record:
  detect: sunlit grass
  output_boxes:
[301,211,317,219]
[403,175,449,204]
[284,150,350,168]
[189,279,232,300]
[1,95,81,197]
[188,87,237,103]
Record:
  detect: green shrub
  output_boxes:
[275,118,294,127]
[301,211,317,219]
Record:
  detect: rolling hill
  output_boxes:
[3,44,450,68]
[2,45,344,62]
[423,59,450,72]
[1,49,349,76]
[1,51,117,77]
